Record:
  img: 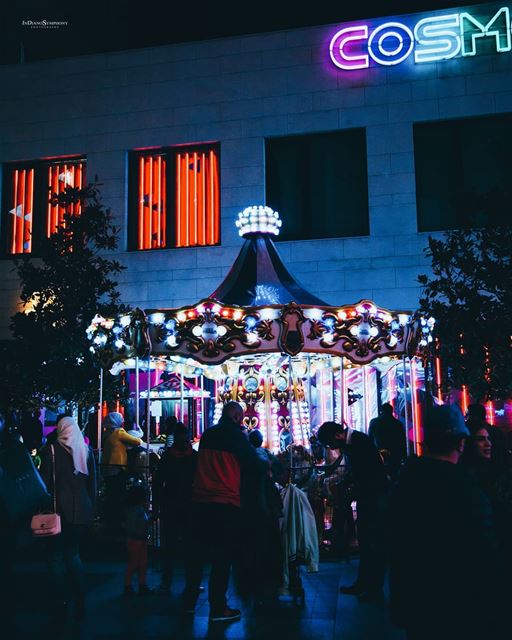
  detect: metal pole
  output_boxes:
[200,374,205,436]
[288,357,294,468]
[339,356,344,425]
[402,355,411,457]
[97,368,104,460]
[135,357,140,429]
[180,363,185,426]
[146,355,151,460]
[306,355,313,430]
[362,365,367,433]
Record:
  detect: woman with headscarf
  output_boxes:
[39,416,96,624]
[101,412,143,531]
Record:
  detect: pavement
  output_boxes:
[11,536,406,640]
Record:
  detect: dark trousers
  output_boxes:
[48,522,87,605]
[183,502,240,612]
[0,528,18,631]
[356,496,387,593]
[160,510,188,586]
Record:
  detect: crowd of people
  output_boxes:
[0,399,511,637]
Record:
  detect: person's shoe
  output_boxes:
[209,606,241,623]
[339,583,362,595]
[124,585,136,596]
[138,584,154,596]
[199,586,205,593]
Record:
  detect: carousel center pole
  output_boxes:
[200,373,205,435]
[288,356,294,470]
[402,355,411,457]
[180,363,185,426]
[339,356,344,426]
[146,354,151,461]
[97,367,104,462]
[135,357,140,429]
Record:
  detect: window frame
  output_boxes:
[1,156,86,257]
[128,143,221,252]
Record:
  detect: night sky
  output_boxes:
[0,1,489,65]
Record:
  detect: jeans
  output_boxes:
[356,495,387,593]
[160,509,189,586]
[183,503,241,612]
[125,539,148,586]
[48,522,86,605]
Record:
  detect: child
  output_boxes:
[123,481,154,596]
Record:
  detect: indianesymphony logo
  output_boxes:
[21,19,69,30]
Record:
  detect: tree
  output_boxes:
[5,181,129,420]
[418,226,512,401]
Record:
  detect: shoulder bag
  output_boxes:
[30,445,62,537]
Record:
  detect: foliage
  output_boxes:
[6,181,129,416]
[418,226,512,401]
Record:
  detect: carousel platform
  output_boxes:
[12,543,404,640]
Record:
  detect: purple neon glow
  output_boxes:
[329,25,369,70]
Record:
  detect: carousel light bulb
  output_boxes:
[177,312,187,323]
[398,313,410,326]
[166,335,177,347]
[217,325,227,337]
[150,312,165,325]
[114,339,125,349]
[236,205,282,237]
[389,335,398,347]
[233,309,243,321]
[120,315,131,327]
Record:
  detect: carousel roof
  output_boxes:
[210,229,326,306]
[87,206,427,369]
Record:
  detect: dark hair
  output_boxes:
[163,415,179,436]
[466,404,486,423]
[424,431,466,456]
[380,403,393,416]
[248,429,263,448]
[316,421,344,448]
[221,401,243,419]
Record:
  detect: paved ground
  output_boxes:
[12,538,406,640]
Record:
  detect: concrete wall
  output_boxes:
[0,2,510,337]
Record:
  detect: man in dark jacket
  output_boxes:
[153,423,198,593]
[317,420,389,601]
[389,405,506,640]
[183,402,266,623]
[368,403,406,480]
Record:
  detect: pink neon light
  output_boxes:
[329,25,370,70]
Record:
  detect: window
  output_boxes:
[414,114,512,231]
[2,157,86,255]
[130,144,220,250]
[265,130,369,241]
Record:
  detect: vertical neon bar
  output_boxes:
[156,156,162,248]
[185,152,190,247]
[201,152,206,245]
[193,151,198,246]
[26,169,34,253]
[52,165,59,231]
[138,156,144,250]
[209,150,215,245]
[214,151,219,243]
[47,167,52,237]
[18,169,26,254]
[176,154,181,247]
[162,157,167,247]
[144,157,151,249]
[148,156,154,249]
[11,170,19,254]
[461,385,469,415]
[410,359,422,456]
[435,355,443,404]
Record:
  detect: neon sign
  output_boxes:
[329,6,511,70]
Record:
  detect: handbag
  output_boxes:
[31,445,61,537]
[0,438,51,522]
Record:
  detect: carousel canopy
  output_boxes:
[87,206,429,370]
[210,206,326,306]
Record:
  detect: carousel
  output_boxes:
[87,206,432,457]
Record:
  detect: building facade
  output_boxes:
[0,1,510,339]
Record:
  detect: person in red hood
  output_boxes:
[153,422,197,594]
[183,401,266,623]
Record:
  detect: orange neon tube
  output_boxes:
[26,169,34,253]
[176,155,182,247]
[138,157,144,249]
[19,169,26,254]
[12,170,19,254]
[162,157,167,247]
